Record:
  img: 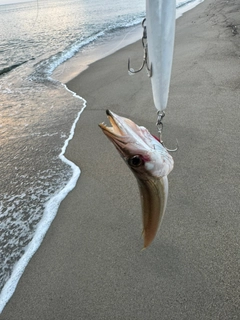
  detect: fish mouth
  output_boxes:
[99,109,133,153]
[98,109,126,138]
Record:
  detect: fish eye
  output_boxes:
[128,155,143,167]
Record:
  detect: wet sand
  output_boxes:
[1,0,240,318]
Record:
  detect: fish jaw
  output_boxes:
[99,110,173,248]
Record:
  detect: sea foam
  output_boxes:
[0,85,86,313]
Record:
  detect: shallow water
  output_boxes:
[0,63,85,290]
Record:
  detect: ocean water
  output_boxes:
[0,0,203,312]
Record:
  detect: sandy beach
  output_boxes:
[1,0,240,318]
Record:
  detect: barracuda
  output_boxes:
[99,110,173,248]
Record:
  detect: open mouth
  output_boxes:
[99,109,125,137]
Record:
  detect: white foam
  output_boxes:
[36,30,106,80]
[176,0,204,18]
[0,85,86,314]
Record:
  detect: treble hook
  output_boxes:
[128,18,152,77]
[156,111,179,152]
[163,139,179,153]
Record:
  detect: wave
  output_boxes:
[0,84,86,314]
[29,0,203,83]
[0,61,29,76]
[30,14,145,82]
[176,0,202,9]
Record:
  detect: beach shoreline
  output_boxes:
[53,0,204,84]
[1,0,240,318]
[52,24,143,84]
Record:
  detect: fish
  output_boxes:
[99,110,174,248]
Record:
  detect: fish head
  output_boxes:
[99,110,173,180]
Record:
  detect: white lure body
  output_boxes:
[146,0,176,112]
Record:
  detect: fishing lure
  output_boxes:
[100,0,177,247]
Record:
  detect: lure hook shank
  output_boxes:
[128,18,152,77]
[156,111,179,152]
